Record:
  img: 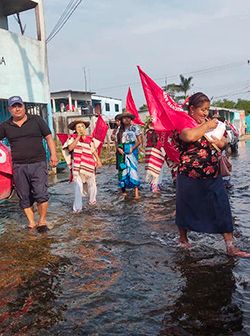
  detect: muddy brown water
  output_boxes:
[0,141,250,336]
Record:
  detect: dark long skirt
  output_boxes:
[176,174,233,234]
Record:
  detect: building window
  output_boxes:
[105,103,110,112]
[115,104,119,112]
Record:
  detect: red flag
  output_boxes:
[0,143,12,175]
[137,66,196,133]
[92,115,109,155]
[126,87,144,126]
[57,133,69,146]
[138,66,197,163]
[181,96,190,108]
[0,143,13,200]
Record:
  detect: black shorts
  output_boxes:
[13,161,49,209]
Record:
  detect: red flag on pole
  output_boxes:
[137,66,197,162]
[137,66,196,132]
[126,87,144,126]
[92,115,109,155]
[57,133,69,146]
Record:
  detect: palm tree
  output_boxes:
[162,83,182,99]
[179,74,193,98]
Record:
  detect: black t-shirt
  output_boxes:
[0,114,51,164]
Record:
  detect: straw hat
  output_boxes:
[68,119,90,130]
[117,112,135,120]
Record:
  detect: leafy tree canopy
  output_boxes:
[212,99,250,115]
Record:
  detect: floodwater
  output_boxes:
[0,142,250,336]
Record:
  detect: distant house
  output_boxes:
[210,107,246,136]
[0,0,53,131]
[92,95,122,119]
[51,90,94,114]
[51,90,122,134]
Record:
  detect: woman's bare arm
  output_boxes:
[131,134,142,152]
[180,119,218,143]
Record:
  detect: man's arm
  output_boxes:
[0,124,6,141]
[45,134,58,167]
[35,116,58,167]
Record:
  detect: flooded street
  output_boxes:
[0,141,250,336]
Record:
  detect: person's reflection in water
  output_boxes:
[0,234,70,335]
[159,253,243,336]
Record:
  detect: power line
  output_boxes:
[212,85,250,100]
[47,0,83,43]
[96,61,247,92]
[47,0,83,42]
[47,0,75,41]
[196,79,250,92]
[46,0,84,43]
[213,91,250,100]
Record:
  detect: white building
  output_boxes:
[51,90,123,133]
[92,95,122,119]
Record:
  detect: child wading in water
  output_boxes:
[63,120,102,212]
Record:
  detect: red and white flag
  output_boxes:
[126,87,144,126]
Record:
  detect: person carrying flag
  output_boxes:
[174,92,250,257]
[138,66,250,257]
[62,120,102,211]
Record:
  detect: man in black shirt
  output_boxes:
[0,96,58,231]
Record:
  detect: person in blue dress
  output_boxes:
[116,112,142,199]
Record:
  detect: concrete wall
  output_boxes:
[0,28,49,103]
[0,0,53,133]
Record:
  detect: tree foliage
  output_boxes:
[162,75,193,100]
[179,75,193,98]
[212,99,250,115]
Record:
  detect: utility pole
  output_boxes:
[83,67,88,92]
[164,75,168,91]
[88,68,91,92]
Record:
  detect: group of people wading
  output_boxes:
[0,93,250,258]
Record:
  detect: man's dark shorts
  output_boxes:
[13,161,49,209]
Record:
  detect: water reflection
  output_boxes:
[160,253,242,336]
[0,233,69,335]
[0,143,249,335]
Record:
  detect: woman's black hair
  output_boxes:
[117,120,125,144]
[188,92,210,112]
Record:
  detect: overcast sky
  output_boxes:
[11,0,250,106]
